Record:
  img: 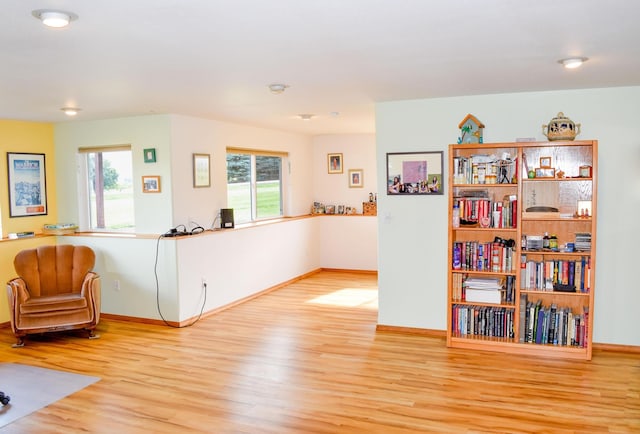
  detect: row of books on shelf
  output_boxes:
[521,297,589,347]
[452,241,516,273]
[520,256,591,292]
[451,304,515,339]
[452,155,516,185]
[451,298,589,348]
[453,195,517,228]
[451,275,516,304]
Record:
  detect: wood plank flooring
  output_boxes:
[0,270,638,433]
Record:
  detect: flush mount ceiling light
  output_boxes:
[268,83,289,94]
[558,57,588,69]
[298,114,314,121]
[61,107,81,116]
[32,9,78,28]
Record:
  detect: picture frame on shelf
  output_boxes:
[143,148,156,163]
[7,152,48,217]
[327,153,343,174]
[386,151,443,195]
[348,169,363,188]
[142,175,161,193]
[325,205,335,214]
[535,167,555,178]
[193,153,211,188]
[539,156,552,168]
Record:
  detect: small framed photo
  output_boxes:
[579,165,592,177]
[327,153,343,174]
[539,156,552,168]
[142,175,161,193]
[325,205,336,214]
[349,169,363,188]
[193,153,211,188]
[535,167,555,178]
[143,148,156,163]
[337,205,345,214]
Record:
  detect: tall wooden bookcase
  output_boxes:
[447,140,597,360]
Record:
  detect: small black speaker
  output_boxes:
[220,208,234,229]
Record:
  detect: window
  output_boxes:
[226,149,285,224]
[79,145,134,231]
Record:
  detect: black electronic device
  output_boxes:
[220,208,234,229]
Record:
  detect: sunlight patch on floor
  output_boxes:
[306,288,378,309]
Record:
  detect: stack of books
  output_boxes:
[575,233,591,251]
[464,277,503,304]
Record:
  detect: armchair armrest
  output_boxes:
[81,272,101,324]
[6,278,30,334]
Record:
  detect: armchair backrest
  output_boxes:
[14,245,96,297]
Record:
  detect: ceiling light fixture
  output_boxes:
[268,83,289,94]
[61,107,81,116]
[298,114,314,121]
[558,57,588,69]
[32,9,78,28]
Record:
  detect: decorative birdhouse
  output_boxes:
[458,114,485,144]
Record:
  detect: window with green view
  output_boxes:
[226,150,284,224]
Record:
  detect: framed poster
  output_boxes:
[386,151,443,195]
[7,152,48,217]
[193,153,211,188]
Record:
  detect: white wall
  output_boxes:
[312,134,377,214]
[317,215,378,271]
[376,86,640,346]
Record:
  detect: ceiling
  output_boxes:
[3,0,639,136]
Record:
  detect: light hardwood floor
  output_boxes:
[0,270,638,433]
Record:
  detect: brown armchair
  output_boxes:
[6,245,101,347]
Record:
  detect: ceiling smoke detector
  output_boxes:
[268,83,289,94]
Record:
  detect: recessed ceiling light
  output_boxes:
[268,83,289,94]
[298,114,314,121]
[61,107,81,116]
[558,57,588,69]
[32,9,78,28]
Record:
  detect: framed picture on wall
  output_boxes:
[143,148,157,163]
[142,175,161,193]
[386,151,443,195]
[327,153,343,174]
[348,169,363,188]
[7,152,48,217]
[193,153,211,188]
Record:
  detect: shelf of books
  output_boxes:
[447,141,597,360]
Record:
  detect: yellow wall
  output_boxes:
[0,120,57,323]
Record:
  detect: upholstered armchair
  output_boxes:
[6,245,101,347]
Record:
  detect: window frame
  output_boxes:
[77,144,135,232]
[226,147,287,224]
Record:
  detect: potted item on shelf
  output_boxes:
[542,112,581,141]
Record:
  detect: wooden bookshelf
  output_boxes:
[447,140,597,360]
